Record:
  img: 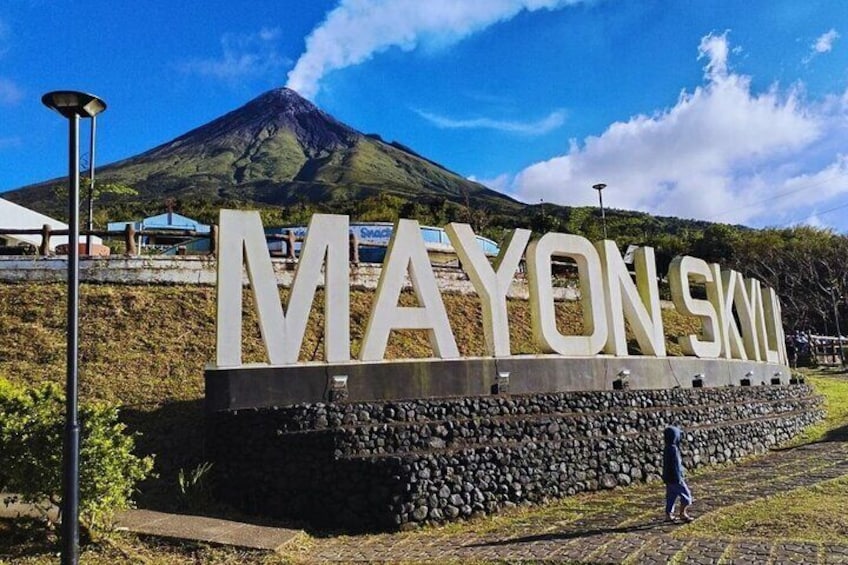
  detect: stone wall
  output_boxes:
[207,383,822,532]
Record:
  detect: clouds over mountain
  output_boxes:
[506,32,848,228]
[286,0,585,99]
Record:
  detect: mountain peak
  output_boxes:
[147,87,358,160]
[241,87,324,122]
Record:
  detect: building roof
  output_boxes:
[0,197,101,250]
[108,212,211,233]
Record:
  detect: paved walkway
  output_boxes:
[288,435,848,564]
[4,435,848,563]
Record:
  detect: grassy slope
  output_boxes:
[0,281,701,406]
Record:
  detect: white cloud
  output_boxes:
[468,173,512,193]
[803,29,840,65]
[698,31,731,80]
[178,28,290,81]
[416,108,566,135]
[0,78,23,106]
[507,32,848,228]
[813,29,839,54]
[286,0,585,99]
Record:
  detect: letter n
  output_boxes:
[597,242,665,356]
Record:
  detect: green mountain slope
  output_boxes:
[4,88,524,219]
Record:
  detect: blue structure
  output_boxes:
[108,212,210,247]
[266,222,499,263]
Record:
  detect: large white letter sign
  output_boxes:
[285,213,351,364]
[713,269,748,360]
[446,224,531,357]
[749,279,780,363]
[217,210,285,367]
[360,219,459,361]
[763,287,788,364]
[215,211,350,367]
[725,271,761,361]
[527,233,607,356]
[597,242,665,356]
[668,256,721,358]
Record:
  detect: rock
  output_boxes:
[601,474,618,489]
[412,506,429,521]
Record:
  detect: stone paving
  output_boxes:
[290,437,848,563]
[7,429,846,563]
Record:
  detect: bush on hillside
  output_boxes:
[0,378,153,531]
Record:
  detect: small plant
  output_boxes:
[177,461,214,512]
[0,378,153,532]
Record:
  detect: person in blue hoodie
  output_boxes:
[663,425,694,522]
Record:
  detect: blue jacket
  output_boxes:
[662,426,685,484]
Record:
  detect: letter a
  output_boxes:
[361,219,459,361]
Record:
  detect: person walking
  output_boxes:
[663,425,694,522]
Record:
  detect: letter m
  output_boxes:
[215,210,350,367]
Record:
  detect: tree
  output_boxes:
[53,177,138,230]
[725,227,848,333]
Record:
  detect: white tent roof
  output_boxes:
[0,197,101,250]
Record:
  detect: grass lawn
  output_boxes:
[676,367,848,543]
[679,475,848,543]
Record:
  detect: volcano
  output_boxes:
[5,88,523,218]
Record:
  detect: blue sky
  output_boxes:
[1,0,847,231]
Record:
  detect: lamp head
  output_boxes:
[592,183,607,192]
[42,91,106,118]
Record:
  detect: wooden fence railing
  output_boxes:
[808,334,846,366]
[0,224,218,256]
[0,224,366,262]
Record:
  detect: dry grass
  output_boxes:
[0,281,702,406]
[680,475,848,543]
[0,519,294,564]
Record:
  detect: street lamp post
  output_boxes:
[42,90,106,565]
[592,183,608,239]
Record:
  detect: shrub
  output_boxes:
[177,461,214,512]
[0,378,153,531]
